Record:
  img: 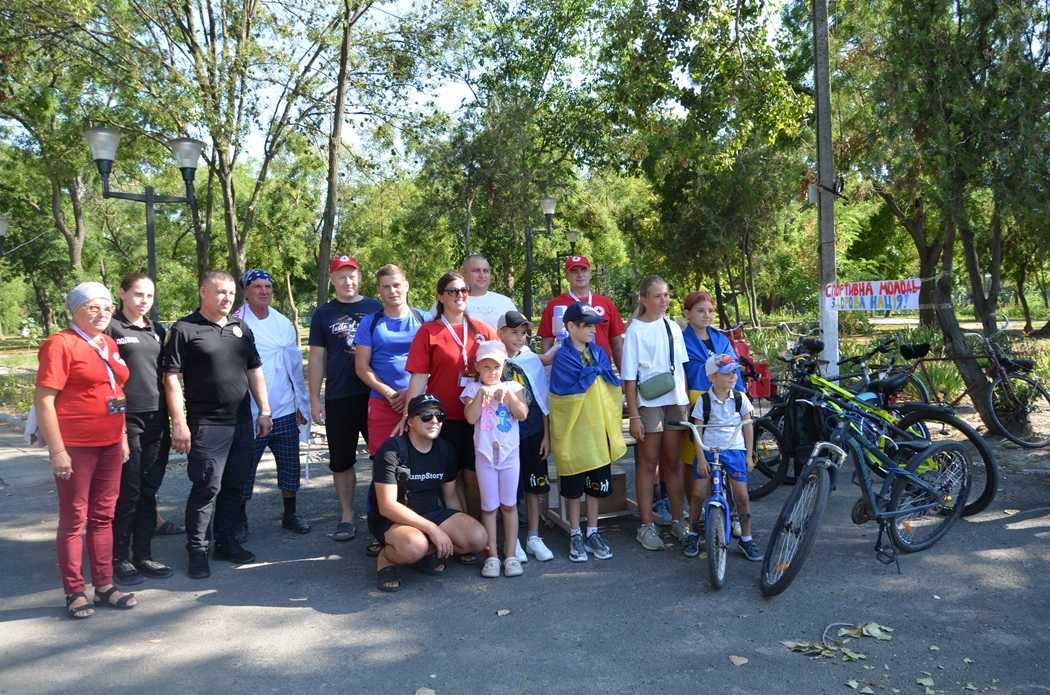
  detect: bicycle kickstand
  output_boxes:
[873,522,902,575]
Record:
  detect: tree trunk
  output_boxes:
[713,274,730,329]
[317,0,354,308]
[31,280,55,336]
[219,162,245,286]
[742,227,760,327]
[50,175,86,279]
[1014,258,1033,334]
[285,271,301,345]
[1037,269,1049,310]
[464,190,474,256]
[917,244,941,328]
[193,164,215,281]
[957,188,1003,336]
[932,222,998,431]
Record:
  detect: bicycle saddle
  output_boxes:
[868,371,910,397]
[1002,357,1035,372]
[899,343,930,360]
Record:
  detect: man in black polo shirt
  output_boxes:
[161,271,273,579]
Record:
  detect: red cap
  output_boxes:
[329,255,359,273]
[564,255,590,272]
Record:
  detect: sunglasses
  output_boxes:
[443,287,469,296]
[417,411,446,423]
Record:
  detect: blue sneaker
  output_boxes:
[652,497,673,527]
[738,538,763,562]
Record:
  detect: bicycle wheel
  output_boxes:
[888,441,970,552]
[705,507,728,590]
[760,461,831,597]
[988,373,1050,448]
[888,373,931,405]
[748,419,788,500]
[894,410,998,516]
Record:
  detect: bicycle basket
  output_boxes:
[900,343,930,360]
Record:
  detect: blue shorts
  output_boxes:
[692,449,748,483]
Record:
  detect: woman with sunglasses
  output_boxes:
[404,272,496,522]
[34,282,136,618]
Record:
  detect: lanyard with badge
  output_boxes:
[441,315,474,387]
[568,290,593,306]
[70,324,127,415]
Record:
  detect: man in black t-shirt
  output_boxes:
[369,393,487,592]
[307,255,382,543]
[161,271,273,579]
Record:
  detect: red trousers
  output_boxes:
[55,443,123,594]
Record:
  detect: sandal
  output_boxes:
[155,520,185,536]
[376,565,401,593]
[94,586,138,610]
[65,592,94,620]
[330,521,356,542]
[365,537,382,558]
[414,553,447,576]
[455,553,478,565]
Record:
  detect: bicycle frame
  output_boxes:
[677,421,741,554]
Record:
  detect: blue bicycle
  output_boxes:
[676,421,743,590]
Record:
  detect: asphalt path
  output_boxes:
[1,418,1048,695]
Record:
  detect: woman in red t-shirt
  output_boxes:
[404,271,496,521]
[34,282,135,618]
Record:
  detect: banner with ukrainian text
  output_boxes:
[823,279,921,311]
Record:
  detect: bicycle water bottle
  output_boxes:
[554,304,568,339]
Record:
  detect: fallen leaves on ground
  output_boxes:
[729,655,749,667]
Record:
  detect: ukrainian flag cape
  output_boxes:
[549,339,627,476]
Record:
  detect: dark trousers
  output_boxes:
[112,410,171,562]
[185,418,254,553]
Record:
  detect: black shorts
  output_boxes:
[559,464,612,500]
[325,394,370,472]
[519,431,551,495]
[438,419,476,473]
[367,507,457,546]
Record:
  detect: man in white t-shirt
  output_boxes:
[462,255,518,330]
[234,269,312,537]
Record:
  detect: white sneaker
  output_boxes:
[525,536,554,562]
[515,538,528,563]
[503,557,524,577]
[481,556,501,578]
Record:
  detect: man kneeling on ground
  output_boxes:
[368,393,487,592]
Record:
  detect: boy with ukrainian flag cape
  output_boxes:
[549,303,626,563]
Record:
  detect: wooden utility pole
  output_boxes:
[813,0,839,374]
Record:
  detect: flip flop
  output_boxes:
[455,553,478,565]
[330,521,356,542]
[155,520,185,536]
[376,565,400,593]
[414,553,447,576]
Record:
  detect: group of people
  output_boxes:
[33,250,759,613]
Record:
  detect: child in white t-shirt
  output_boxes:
[689,353,761,561]
[462,340,529,578]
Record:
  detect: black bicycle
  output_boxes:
[760,386,971,597]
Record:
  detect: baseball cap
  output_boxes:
[497,310,532,330]
[564,255,590,272]
[475,340,508,366]
[705,353,739,376]
[329,255,359,273]
[563,302,606,325]
[407,393,444,417]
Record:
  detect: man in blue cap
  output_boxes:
[233,268,312,538]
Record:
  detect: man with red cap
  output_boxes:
[538,256,626,370]
[308,255,382,542]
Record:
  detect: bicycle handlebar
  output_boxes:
[671,421,745,454]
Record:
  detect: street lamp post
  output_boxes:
[567,229,577,256]
[83,127,204,323]
[524,196,556,319]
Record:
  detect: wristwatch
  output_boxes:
[259,410,272,417]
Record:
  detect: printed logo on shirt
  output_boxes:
[330,316,359,354]
[591,305,607,316]
[115,336,141,345]
[407,471,445,482]
[232,325,243,338]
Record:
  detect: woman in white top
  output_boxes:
[622,275,690,551]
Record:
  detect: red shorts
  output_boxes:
[367,397,403,457]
